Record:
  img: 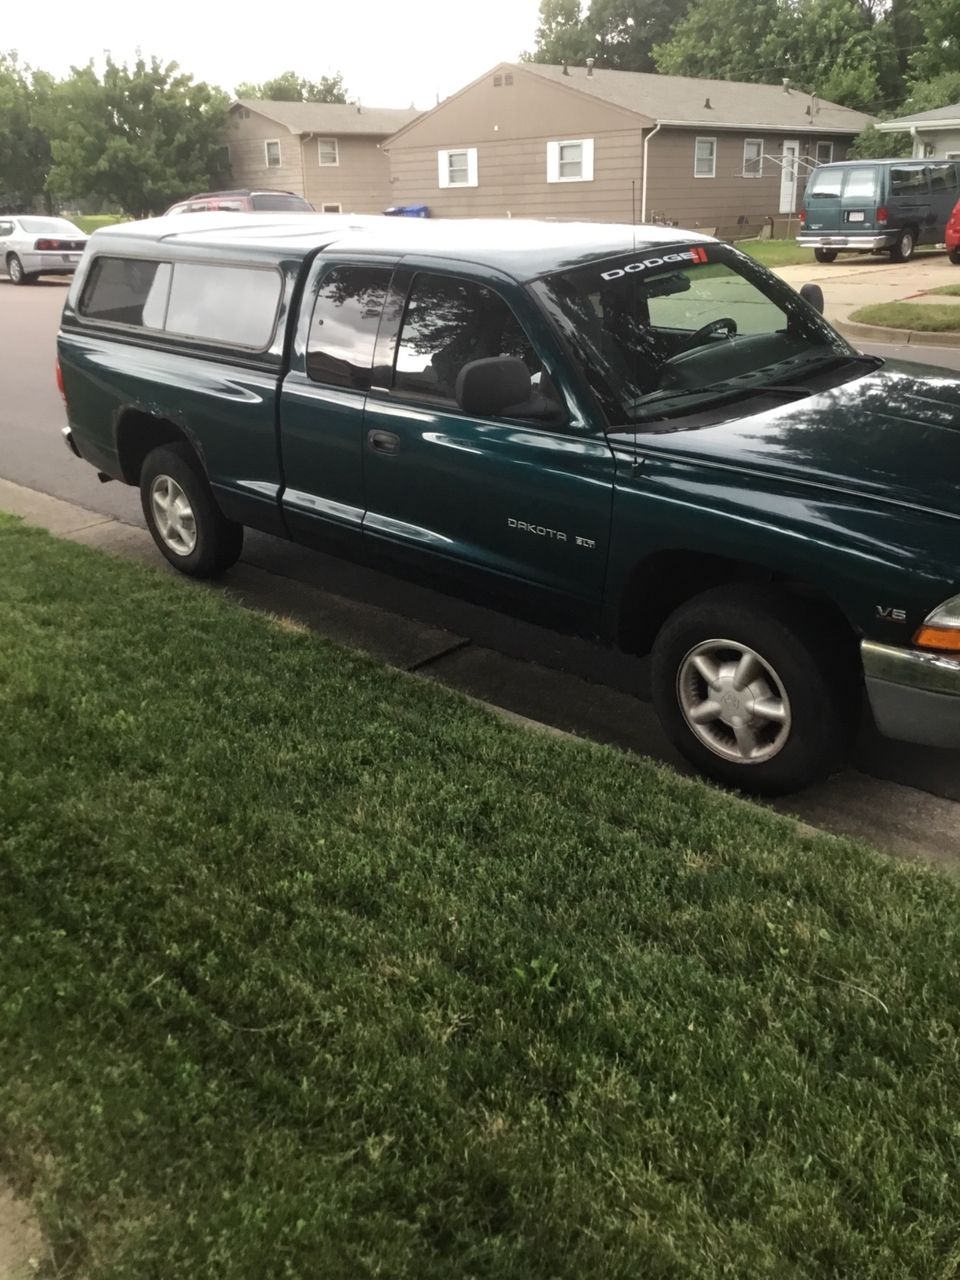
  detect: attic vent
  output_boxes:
[237,107,251,119]
[504,72,514,85]
[494,74,503,87]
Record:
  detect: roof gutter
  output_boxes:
[877,118,960,132]
[641,121,662,222]
[653,118,867,135]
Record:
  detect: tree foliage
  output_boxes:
[45,56,230,218]
[0,53,53,210]
[525,0,696,72]
[234,70,347,103]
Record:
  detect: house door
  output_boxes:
[780,141,800,214]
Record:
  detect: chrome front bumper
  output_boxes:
[796,234,894,251]
[862,640,960,749]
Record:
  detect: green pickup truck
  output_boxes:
[58,214,960,794]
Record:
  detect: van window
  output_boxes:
[306,266,390,387]
[806,168,843,198]
[79,257,172,327]
[843,167,878,200]
[164,263,282,348]
[929,163,957,194]
[890,166,929,197]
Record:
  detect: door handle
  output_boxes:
[367,429,400,454]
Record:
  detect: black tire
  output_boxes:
[650,585,858,796]
[890,229,916,263]
[7,254,31,285]
[140,442,243,578]
[949,247,960,266]
[814,248,838,263]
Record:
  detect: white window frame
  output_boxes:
[694,136,716,179]
[815,141,835,166]
[546,138,595,183]
[317,138,339,167]
[438,147,478,189]
[742,138,763,178]
[321,202,342,213]
[265,139,281,168]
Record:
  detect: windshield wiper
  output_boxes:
[632,378,814,423]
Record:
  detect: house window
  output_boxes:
[742,138,763,178]
[321,203,342,213]
[694,137,716,178]
[237,108,250,119]
[547,138,595,183]
[318,138,339,167]
[265,140,281,168]
[437,148,478,188]
[815,141,834,166]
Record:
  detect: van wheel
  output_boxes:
[814,248,838,263]
[890,229,916,263]
[140,442,243,578]
[651,586,857,796]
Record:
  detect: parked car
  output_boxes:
[163,189,314,215]
[948,194,960,264]
[58,215,960,794]
[798,157,960,263]
[0,215,88,285]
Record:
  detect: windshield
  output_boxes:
[531,243,849,429]
[251,194,313,211]
[18,217,83,235]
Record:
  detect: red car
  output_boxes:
[948,195,960,264]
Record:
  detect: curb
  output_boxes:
[835,317,960,348]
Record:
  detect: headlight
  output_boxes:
[914,593,960,653]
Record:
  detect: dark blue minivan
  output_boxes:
[797,158,960,263]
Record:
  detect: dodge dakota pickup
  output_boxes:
[58,213,960,794]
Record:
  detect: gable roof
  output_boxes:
[520,63,874,135]
[877,101,960,130]
[232,100,421,136]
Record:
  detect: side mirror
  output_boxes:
[800,282,825,315]
[455,356,532,417]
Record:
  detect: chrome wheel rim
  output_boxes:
[9,257,21,282]
[901,233,914,257]
[150,474,197,556]
[677,639,792,765]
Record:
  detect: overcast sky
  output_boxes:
[7,0,546,107]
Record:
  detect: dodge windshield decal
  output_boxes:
[601,246,709,281]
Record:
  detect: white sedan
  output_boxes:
[0,215,88,285]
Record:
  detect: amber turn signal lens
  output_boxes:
[914,626,960,653]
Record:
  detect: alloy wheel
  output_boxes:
[150,474,197,556]
[677,639,792,764]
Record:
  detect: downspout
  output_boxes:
[640,121,662,222]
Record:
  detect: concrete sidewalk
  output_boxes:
[4,474,960,871]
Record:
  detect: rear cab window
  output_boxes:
[78,255,283,350]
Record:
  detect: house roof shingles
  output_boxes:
[233,100,420,136]
[521,63,874,135]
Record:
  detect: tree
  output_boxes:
[233,71,347,103]
[847,122,911,157]
[908,0,960,79]
[524,0,695,72]
[0,52,53,211]
[46,56,230,217]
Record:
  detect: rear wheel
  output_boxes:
[890,229,916,263]
[140,442,243,577]
[814,248,838,263]
[949,247,960,265]
[7,254,31,285]
[651,586,857,795]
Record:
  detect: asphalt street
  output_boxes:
[3,275,959,866]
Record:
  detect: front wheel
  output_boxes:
[814,248,838,263]
[651,586,857,795]
[140,442,243,577]
[890,229,915,263]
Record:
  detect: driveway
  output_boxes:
[4,274,960,868]
[777,250,959,327]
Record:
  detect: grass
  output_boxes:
[3,515,960,1279]
[850,301,960,332]
[71,214,128,235]
[734,239,815,268]
[928,283,960,298]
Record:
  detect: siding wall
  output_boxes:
[301,136,394,213]
[913,128,960,157]
[226,110,303,195]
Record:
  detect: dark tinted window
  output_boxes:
[251,194,313,211]
[79,257,172,326]
[929,163,957,194]
[890,166,929,196]
[306,267,390,387]
[164,263,282,347]
[394,274,540,403]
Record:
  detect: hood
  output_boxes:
[640,361,960,522]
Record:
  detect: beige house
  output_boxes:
[877,102,960,159]
[384,63,874,237]
[225,100,421,213]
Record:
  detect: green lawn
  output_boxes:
[2,515,960,1279]
[734,239,815,268]
[929,283,960,298]
[72,214,128,235]
[850,301,960,332]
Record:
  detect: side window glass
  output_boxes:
[929,164,952,194]
[79,257,171,327]
[393,274,542,405]
[0,222,13,237]
[890,166,929,197]
[306,267,390,388]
